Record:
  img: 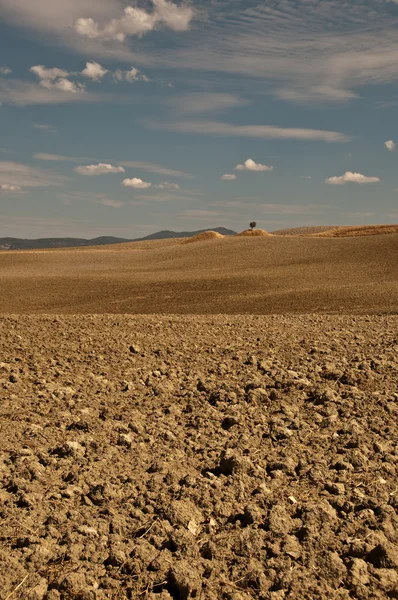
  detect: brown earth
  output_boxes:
[0,234,397,314]
[0,314,397,599]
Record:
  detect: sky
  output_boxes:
[1,0,398,238]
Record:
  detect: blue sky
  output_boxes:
[1,0,398,238]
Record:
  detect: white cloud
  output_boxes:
[300,175,312,179]
[74,163,125,175]
[113,67,149,83]
[74,0,194,42]
[122,177,152,189]
[30,65,69,80]
[0,66,12,75]
[30,65,84,94]
[154,181,180,190]
[81,61,108,81]
[145,119,350,143]
[384,140,396,152]
[325,171,380,185]
[221,174,237,181]
[0,161,65,188]
[0,183,23,193]
[40,78,84,94]
[235,158,274,172]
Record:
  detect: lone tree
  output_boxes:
[249,221,257,231]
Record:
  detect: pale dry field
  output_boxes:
[0,233,397,314]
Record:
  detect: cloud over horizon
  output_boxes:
[235,158,274,172]
[122,177,152,189]
[325,171,381,185]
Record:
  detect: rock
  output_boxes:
[129,344,141,354]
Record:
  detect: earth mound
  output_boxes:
[182,231,225,243]
[236,228,272,236]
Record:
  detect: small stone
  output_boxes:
[129,344,141,354]
[288,496,297,505]
[118,433,132,448]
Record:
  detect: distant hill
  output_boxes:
[0,236,131,251]
[131,227,236,241]
[0,228,237,250]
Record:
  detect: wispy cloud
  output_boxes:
[74,163,125,176]
[57,190,123,208]
[33,124,58,133]
[113,67,149,83]
[0,66,12,75]
[33,153,91,162]
[178,209,221,219]
[154,181,180,190]
[170,93,250,114]
[0,161,65,189]
[221,174,237,181]
[0,79,101,105]
[326,171,380,184]
[119,160,191,178]
[144,119,350,142]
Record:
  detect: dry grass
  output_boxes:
[313,224,398,237]
[272,226,337,236]
[1,233,397,314]
[236,228,272,236]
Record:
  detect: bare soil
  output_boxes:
[0,235,397,314]
[1,315,397,599]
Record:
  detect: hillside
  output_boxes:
[0,228,237,251]
[0,233,397,314]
